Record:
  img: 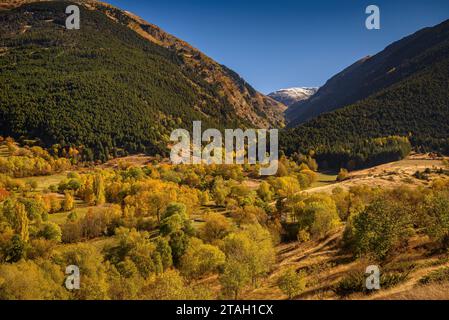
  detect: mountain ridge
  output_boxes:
[287,18,449,126]
[281,19,449,168]
[112,3,287,127]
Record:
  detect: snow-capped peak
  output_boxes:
[268,87,318,106]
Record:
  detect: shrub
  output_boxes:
[333,272,366,297]
[38,222,62,242]
[337,168,350,182]
[419,267,449,285]
[334,269,410,297]
[297,229,310,243]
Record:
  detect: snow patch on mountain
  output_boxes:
[268,87,319,106]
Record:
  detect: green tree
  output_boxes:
[93,174,106,205]
[180,238,225,279]
[277,267,307,299]
[219,259,250,300]
[349,198,413,260]
[21,198,47,223]
[422,192,449,249]
[156,238,173,271]
[294,194,341,239]
[223,225,275,287]
[106,228,162,279]
[38,222,62,242]
[160,202,193,237]
[169,230,189,266]
[257,181,273,202]
[5,234,25,263]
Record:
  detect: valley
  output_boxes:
[200,154,449,300]
[2,138,449,300]
[0,0,449,302]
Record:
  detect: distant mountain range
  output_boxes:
[0,0,285,161]
[268,87,318,107]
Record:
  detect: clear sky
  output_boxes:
[107,0,449,94]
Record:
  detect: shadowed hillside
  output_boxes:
[287,19,449,126]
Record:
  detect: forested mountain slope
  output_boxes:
[0,1,285,161]
[287,19,449,126]
[281,51,449,169]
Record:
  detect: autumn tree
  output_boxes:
[337,168,349,181]
[422,192,449,249]
[12,202,29,242]
[200,190,210,205]
[212,177,231,206]
[141,270,197,300]
[199,212,231,244]
[147,191,171,223]
[231,205,268,226]
[270,176,301,199]
[0,188,9,202]
[222,224,275,287]
[63,192,75,212]
[93,174,106,205]
[219,259,250,300]
[348,198,413,260]
[277,267,307,299]
[61,244,110,300]
[293,193,341,240]
[0,260,68,300]
[257,181,273,202]
[180,238,225,280]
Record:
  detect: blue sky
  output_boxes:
[107,0,449,94]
